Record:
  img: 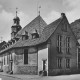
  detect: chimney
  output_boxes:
[61,13,65,18]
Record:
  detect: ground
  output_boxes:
[0,73,80,80]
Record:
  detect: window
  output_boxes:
[11,53,12,60]
[9,54,10,61]
[4,56,5,65]
[57,58,62,68]
[32,33,39,39]
[22,35,28,40]
[7,55,9,64]
[66,37,70,54]
[43,60,46,71]
[12,28,17,32]
[24,49,28,64]
[66,58,70,68]
[57,35,62,53]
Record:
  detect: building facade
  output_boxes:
[0,13,79,76]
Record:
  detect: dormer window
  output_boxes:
[22,31,28,40]
[6,43,9,47]
[11,39,15,44]
[2,44,7,49]
[32,29,39,39]
[32,33,39,39]
[12,37,19,43]
[14,37,19,41]
[8,40,12,45]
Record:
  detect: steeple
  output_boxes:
[37,6,41,16]
[38,6,41,16]
[16,8,18,17]
[11,8,22,39]
[13,8,20,25]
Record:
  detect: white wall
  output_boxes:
[38,47,48,74]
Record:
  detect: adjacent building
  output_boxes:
[70,19,80,70]
[0,13,79,76]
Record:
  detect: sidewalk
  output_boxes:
[0,72,80,80]
[0,72,40,80]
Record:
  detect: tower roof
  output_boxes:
[13,8,20,21]
[13,16,20,21]
[15,15,47,38]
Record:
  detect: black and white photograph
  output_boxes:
[0,0,79,80]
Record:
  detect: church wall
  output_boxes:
[48,18,78,75]
[2,50,15,73]
[38,44,48,75]
[13,47,38,74]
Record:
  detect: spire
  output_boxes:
[11,8,22,39]
[38,6,41,15]
[13,8,20,25]
[16,7,18,17]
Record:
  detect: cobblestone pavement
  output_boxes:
[0,72,40,80]
[0,75,22,80]
[0,72,80,80]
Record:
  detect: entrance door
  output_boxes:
[10,61,13,71]
[9,54,13,71]
[43,60,46,71]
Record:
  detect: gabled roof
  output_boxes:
[15,15,47,38]
[0,15,47,53]
[1,13,77,54]
[70,19,80,39]
[1,17,62,50]
[9,17,61,48]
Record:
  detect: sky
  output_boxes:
[0,0,80,42]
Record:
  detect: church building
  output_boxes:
[0,12,79,76]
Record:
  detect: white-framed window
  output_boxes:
[57,57,62,68]
[66,37,70,54]
[57,35,62,53]
[66,58,70,68]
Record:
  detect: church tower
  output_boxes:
[11,8,22,39]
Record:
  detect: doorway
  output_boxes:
[43,60,46,71]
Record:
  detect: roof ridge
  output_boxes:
[41,18,62,42]
[15,15,47,37]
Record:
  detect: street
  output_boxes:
[0,74,80,80]
[0,75,22,80]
